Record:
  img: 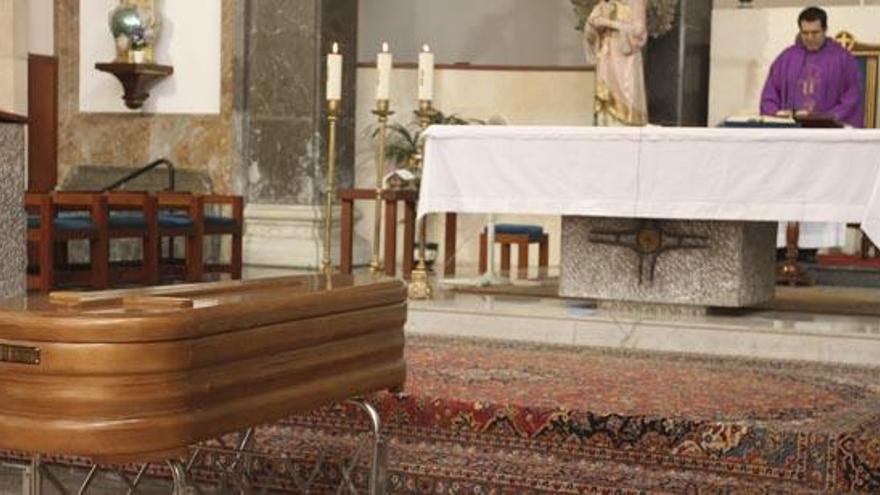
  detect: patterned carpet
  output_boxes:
[4,336,880,493]
[255,336,880,493]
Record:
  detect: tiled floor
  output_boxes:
[406,289,880,366]
[244,264,880,367]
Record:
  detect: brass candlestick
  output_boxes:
[370,100,394,274]
[321,99,340,275]
[407,99,438,300]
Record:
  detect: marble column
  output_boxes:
[0,121,26,299]
[645,0,712,126]
[242,0,363,269]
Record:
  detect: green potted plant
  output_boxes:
[379,110,484,189]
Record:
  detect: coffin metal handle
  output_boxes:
[0,344,41,365]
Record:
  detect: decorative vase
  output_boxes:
[108,2,160,64]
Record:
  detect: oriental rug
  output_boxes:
[253,336,880,493]
[3,336,879,494]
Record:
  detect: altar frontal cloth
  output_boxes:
[419,126,880,244]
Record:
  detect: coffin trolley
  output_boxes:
[0,275,407,494]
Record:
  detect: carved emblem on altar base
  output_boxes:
[588,219,709,284]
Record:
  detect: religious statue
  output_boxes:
[572,0,679,126]
[585,0,648,125]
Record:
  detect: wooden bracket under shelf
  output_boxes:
[95,62,174,110]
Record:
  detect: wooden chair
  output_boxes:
[156,192,204,283]
[201,194,244,280]
[479,224,549,277]
[26,192,108,291]
[105,191,159,286]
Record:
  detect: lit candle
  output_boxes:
[418,44,434,101]
[376,42,392,101]
[326,42,342,101]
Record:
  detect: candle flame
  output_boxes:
[422,44,430,52]
[382,42,389,52]
[332,42,339,54]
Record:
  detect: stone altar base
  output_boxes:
[560,217,776,308]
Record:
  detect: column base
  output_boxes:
[244,203,370,269]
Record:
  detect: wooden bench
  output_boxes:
[25,191,244,291]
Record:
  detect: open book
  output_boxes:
[723,115,797,125]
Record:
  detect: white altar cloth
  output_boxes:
[419,126,880,245]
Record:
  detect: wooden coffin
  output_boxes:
[0,275,406,463]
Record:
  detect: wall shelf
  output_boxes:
[95,62,174,110]
[0,110,28,124]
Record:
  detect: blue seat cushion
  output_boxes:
[204,215,237,228]
[28,212,96,231]
[158,212,193,228]
[494,224,543,242]
[109,211,147,229]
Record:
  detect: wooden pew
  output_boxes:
[25,192,109,292]
[25,191,245,291]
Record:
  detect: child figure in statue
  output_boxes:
[584,0,649,126]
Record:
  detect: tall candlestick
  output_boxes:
[370,100,393,274]
[326,42,342,101]
[417,44,434,101]
[321,99,340,275]
[408,99,438,300]
[376,42,392,101]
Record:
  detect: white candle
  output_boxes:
[418,44,434,101]
[376,42,393,101]
[326,42,342,101]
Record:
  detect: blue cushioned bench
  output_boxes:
[25,191,244,291]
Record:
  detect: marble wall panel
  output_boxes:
[55,0,239,194]
[246,117,319,204]
[321,0,357,195]
[0,124,26,299]
[243,0,357,205]
[645,0,712,126]
[248,0,315,119]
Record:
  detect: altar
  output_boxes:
[419,125,880,308]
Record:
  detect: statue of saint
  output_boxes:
[584,0,649,126]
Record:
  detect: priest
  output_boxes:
[760,6,864,128]
[760,6,865,253]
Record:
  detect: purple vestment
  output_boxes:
[760,39,864,127]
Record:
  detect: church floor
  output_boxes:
[3,264,879,493]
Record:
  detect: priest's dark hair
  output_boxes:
[798,6,828,30]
